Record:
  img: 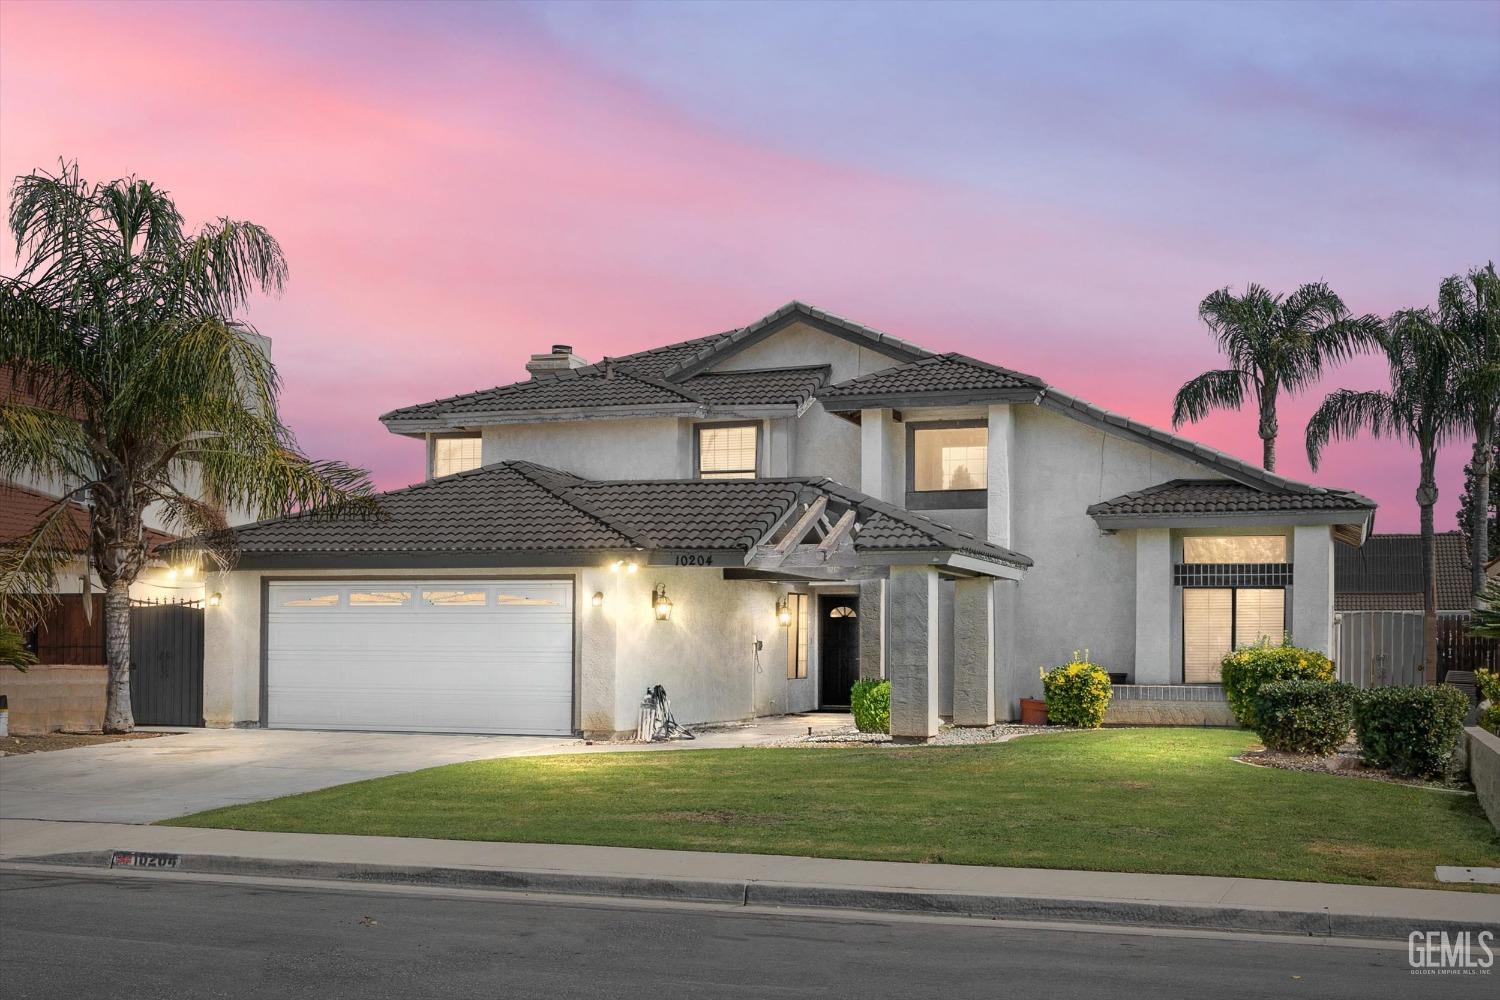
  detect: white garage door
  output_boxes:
[266,580,573,735]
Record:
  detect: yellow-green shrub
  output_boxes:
[1219,644,1334,729]
[1040,653,1112,728]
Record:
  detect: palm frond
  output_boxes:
[1304,389,1398,470]
[0,401,93,485]
[1171,369,1248,427]
[0,490,90,630]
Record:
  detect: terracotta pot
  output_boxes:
[1020,697,1049,726]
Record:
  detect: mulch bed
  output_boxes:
[1237,742,1469,792]
[0,731,164,756]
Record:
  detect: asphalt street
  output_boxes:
[0,868,1489,999]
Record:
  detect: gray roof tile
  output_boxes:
[1334,532,1471,612]
[1086,479,1375,518]
[818,352,1043,402]
[221,461,1031,570]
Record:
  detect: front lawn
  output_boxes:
[167,728,1500,889]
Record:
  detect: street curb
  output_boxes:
[16,851,1494,941]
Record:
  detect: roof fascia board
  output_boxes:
[820,387,1038,411]
[1036,391,1313,494]
[232,550,647,571]
[382,403,807,433]
[1090,509,1376,530]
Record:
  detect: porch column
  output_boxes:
[1292,525,1335,656]
[858,579,885,680]
[952,577,995,726]
[888,564,941,741]
[1134,527,1172,684]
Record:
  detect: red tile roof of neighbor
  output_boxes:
[0,484,177,554]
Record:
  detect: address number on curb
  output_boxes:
[111,851,181,870]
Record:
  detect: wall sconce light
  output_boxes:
[610,559,640,574]
[181,565,195,579]
[207,592,222,608]
[591,591,605,608]
[776,596,792,627]
[651,583,673,621]
[626,561,639,574]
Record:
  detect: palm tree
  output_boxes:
[0,162,374,731]
[1173,283,1381,471]
[1306,310,1464,684]
[1444,262,1500,601]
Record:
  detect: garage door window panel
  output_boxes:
[349,590,413,606]
[278,588,341,608]
[422,589,488,606]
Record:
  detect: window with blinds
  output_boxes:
[697,423,758,479]
[432,435,482,478]
[1183,587,1286,682]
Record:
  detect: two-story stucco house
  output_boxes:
[201,302,1374,739]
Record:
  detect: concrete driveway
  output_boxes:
[0,715,850,825]
[0,728,574,824]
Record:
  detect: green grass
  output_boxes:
[167,729,1500,889]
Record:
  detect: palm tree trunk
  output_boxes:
[1472,425,1494,602]
[1258,387,1278,472]
[1418,462,1439,686]
[102,580,134,733]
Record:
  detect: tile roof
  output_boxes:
[1335,532,1472,612]
[1,483,177,554]
[383,301,922,428]
[1086,479,1375,518]
[219,461,1030,571]
[817,352,1043,402]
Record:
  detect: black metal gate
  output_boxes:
[130,600,204,726]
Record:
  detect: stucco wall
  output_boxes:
[1004,405,1211,700]
[483,417,687,480]
[202,564,817,735]
[0,663,106,734]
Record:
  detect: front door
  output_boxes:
[818,594,860,709]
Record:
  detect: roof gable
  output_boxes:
[817,352,1043,406]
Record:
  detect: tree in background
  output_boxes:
[1306,309,1464,684]
[1444,262,1500,601]
[1458,441,1500,568]
[1173,283,1381,472]
[0,162,375,731]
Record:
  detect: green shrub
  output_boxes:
[1476,668,1500,704]
[850,679,890,734]
[1352,685,1469,778]
[1040,653,1113,728]
[1481,704,1500,738]
[1219,644,1334,729]
[1251,679,1354,755]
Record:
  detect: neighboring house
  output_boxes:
[203,302,1375,739]
[1335,532,1472,614]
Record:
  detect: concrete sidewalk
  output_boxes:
[3,818,1495,940]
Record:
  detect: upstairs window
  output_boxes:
[432,435,482,478]
[908,421,987,508]
[697,423,758,479]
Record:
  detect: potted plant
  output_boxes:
[1019,696,1048,726]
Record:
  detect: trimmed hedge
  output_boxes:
[850,679,890,734]
[1251,679,1354,755]
[1040,654,1112,728]
[1219,644,1334,729]
[1352,685,1469,778]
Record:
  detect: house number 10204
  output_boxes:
[672,554,714,566]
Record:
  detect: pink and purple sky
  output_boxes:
[2,1,1497,530]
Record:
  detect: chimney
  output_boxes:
[525,343,589,379]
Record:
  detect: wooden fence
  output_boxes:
[1338,611,1499,687]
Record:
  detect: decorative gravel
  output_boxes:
[1237,744,1469,792]
[769,722,1078,748]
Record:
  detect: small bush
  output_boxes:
[1219,644,1334,729]
[1040,653,1113,728]
[850,679,890,734]
[1352,685,1469,778]
[1481,704,1500,738]
[1476,668,1500,704]
[1251,679,1354,755]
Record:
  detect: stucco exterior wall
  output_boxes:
[1004,404,1210,698]
[483,417,686,481]
[201,564,816,736]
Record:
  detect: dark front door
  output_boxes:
[818,594,860,709]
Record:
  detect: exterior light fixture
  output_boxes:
[207,592,223,608]
[776,596,792,627]
[626,561,639,574]
[591,591,605,608]
[181,565,195,579]
[651,583,673,621]
[166,568,178,581]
